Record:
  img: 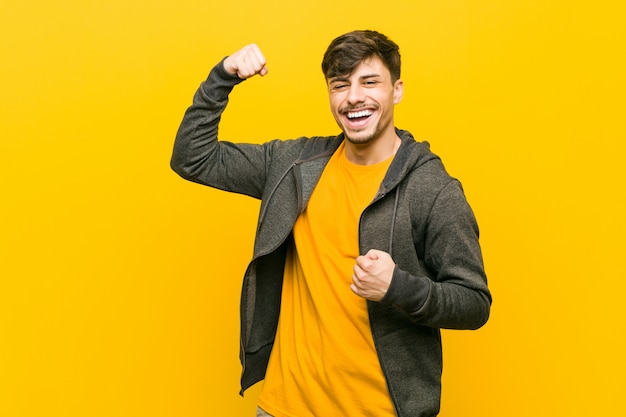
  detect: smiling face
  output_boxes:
[327,57,404,147]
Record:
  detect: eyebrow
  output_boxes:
[329,73,382,83]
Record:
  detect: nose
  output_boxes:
[347,84,366,105]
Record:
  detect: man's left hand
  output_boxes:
[351,249,395,301]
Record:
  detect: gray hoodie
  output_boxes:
[171,60,492,417]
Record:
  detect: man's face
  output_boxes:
[327,57,403,145]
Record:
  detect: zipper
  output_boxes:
[257,162,299,227]
[361,186,402,415]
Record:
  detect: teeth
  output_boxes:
[347,110,373,119]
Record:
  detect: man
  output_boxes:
[171,30,491,417]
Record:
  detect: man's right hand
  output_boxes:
[223,44,268,79]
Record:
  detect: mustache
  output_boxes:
[339,103,379,113]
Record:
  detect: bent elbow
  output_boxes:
[170,156,185,178]
[469,292,492,330]
[170,152,195,182]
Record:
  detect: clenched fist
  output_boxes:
[351,249,395,302]
[223,43,268,79]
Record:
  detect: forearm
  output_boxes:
[383,267,491,330]
[171,59,241,182]
[171,60,272,198]
[382,181,492,330]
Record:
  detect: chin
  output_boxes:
[343,127,378,145]
[345,135,374,145]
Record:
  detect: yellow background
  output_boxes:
[1,1,624,416]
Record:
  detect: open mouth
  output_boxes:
[346,109,374,121]
[344,109,375,128]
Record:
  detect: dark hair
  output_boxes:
[321,30,401,82]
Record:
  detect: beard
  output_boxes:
[342,114,388,146]
[338,103,385,145]
[344,126,381,145]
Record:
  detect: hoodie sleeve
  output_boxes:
[170,58,271,199]
[381,179,492,330]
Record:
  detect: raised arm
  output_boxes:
[170,44,273,198]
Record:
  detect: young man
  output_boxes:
[171,30,491,417]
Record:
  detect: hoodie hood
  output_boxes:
[380,128,440,195]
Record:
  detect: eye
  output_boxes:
[331,83,349,91]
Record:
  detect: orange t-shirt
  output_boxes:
[258,142,396,417]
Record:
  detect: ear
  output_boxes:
[393,79,404,104]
